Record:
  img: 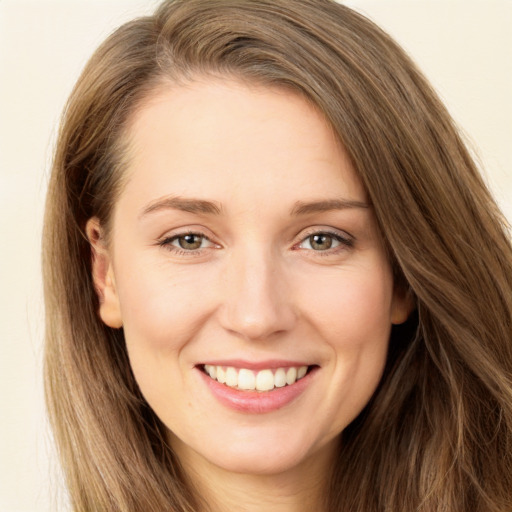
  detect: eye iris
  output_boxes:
[179,234,202,250]
[310,234,332,250]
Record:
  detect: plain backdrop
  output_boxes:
[0,1,510,510]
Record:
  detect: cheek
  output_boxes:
[113,259,216,425]
[297,264,394,425]
[111,254,219,410]
[115,256,215,350]
[299,264,395,346]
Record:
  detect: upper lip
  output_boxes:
[197,359,314,370]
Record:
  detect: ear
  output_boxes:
[85,218,123,329]
[390,285,415,325]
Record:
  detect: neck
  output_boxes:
[174,439,336,512]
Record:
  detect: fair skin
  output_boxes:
[87,78,411,512]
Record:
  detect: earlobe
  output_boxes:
[391,286,415,325]
[85,218,123,329]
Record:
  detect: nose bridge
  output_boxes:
[219,242,295,341]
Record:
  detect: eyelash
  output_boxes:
[157,231,216,257]
[294,229,354,256]
[157,229,354,257]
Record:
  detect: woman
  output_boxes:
[42,0,512,510]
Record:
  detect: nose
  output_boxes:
[218,247,297,342]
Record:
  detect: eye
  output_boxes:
[174,233,207,250]
[297,230,353,252]
[159,232,217,253]
[302,233,337,251]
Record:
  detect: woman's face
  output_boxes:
[90,79,410,477]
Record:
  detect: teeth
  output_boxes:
[217,366,226,384]
[203,364,309,392]
[286,367,297,385]
[238,369,255,390]
[274,368,287,388]
[225,367,238,387]
[207,365,217,379]
[256,369,274,391]
[297,366,307,379]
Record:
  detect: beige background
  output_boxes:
[0,1,510,510]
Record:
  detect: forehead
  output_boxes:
[118,78,366,214]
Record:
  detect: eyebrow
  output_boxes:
[139,196,223,219]
[290,198,370,216]
[139,195,370,220]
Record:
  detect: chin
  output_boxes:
[195,426,334,477]
[208,447,310,476]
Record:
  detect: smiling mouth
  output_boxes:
[200,364,314,392]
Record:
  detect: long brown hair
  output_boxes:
[43,0,512,510]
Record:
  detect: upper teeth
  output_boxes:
[204,365,308,391]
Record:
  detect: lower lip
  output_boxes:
[198,367,316,414]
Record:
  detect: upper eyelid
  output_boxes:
[158,226,216,241]
[167,231,211,241]
[160,232,216,247]
[294,226,354,242]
